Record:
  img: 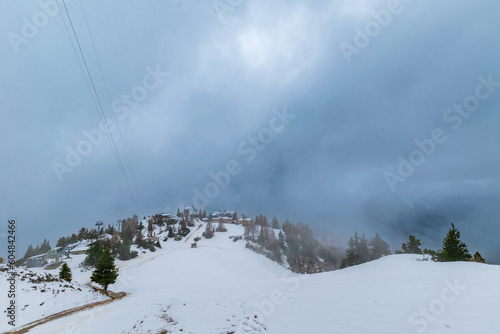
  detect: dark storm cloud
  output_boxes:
[1,0,499,262]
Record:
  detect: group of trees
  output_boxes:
[396,223,484,263]
[63,246,119,293]
[23,239,51,259]
[340,232,391,268]
[341,223,485,269]
[243,216,339,273]
[253,214,280,229]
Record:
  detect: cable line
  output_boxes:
[59,0,138,209]
[78,0,141,199]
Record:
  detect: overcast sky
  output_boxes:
[1,0,499,262]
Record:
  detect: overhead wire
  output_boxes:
[77,0,141,199]
[58,0,138,209]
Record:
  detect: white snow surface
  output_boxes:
[4,222,500,333]
[0,263,109,332]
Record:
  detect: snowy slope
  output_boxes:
[0,264,109,333]
[9,222,500,334]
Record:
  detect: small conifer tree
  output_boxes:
[396,235,423,254]
[439,223,471,262]
[59,262,72,282]
[90,247,119,293]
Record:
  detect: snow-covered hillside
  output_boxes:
[5,222,500,334]
[0,264,108,332]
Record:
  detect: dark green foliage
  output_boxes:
[342,232,370,268]
[340,258,348,269]
[56,233,82,248]
[369,233,391,260]
[90,247,119,293]
[56,237,67,248]
[438,223,471,262]
[178,222,191,237]
[130,251,138,259]
[84,241,104,266]
[155,240,161,249]
[168,226,175,238]
[341,232,390,268]
[135,231,146,248]
[137,221,145,231]
[396,235,423,254]
[59,262,72,282]
[423,248,439,261]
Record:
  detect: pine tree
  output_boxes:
[168,226,175,238]
[39,239,51,253]
[261,215,269,227]
[59,262,72,282]
[258,226,269,245]
[271,216,280,229]
[135,230,145,248]
[118,239,131,261]
[369,233,391,260]
[396,235,423,254]
[439,223,471,262]
[23,244,35,259]
[90,247,119,293]
[84,241,104,266]
[278,231,286,251]
[343,232,370,267]
[203,222,214,239]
